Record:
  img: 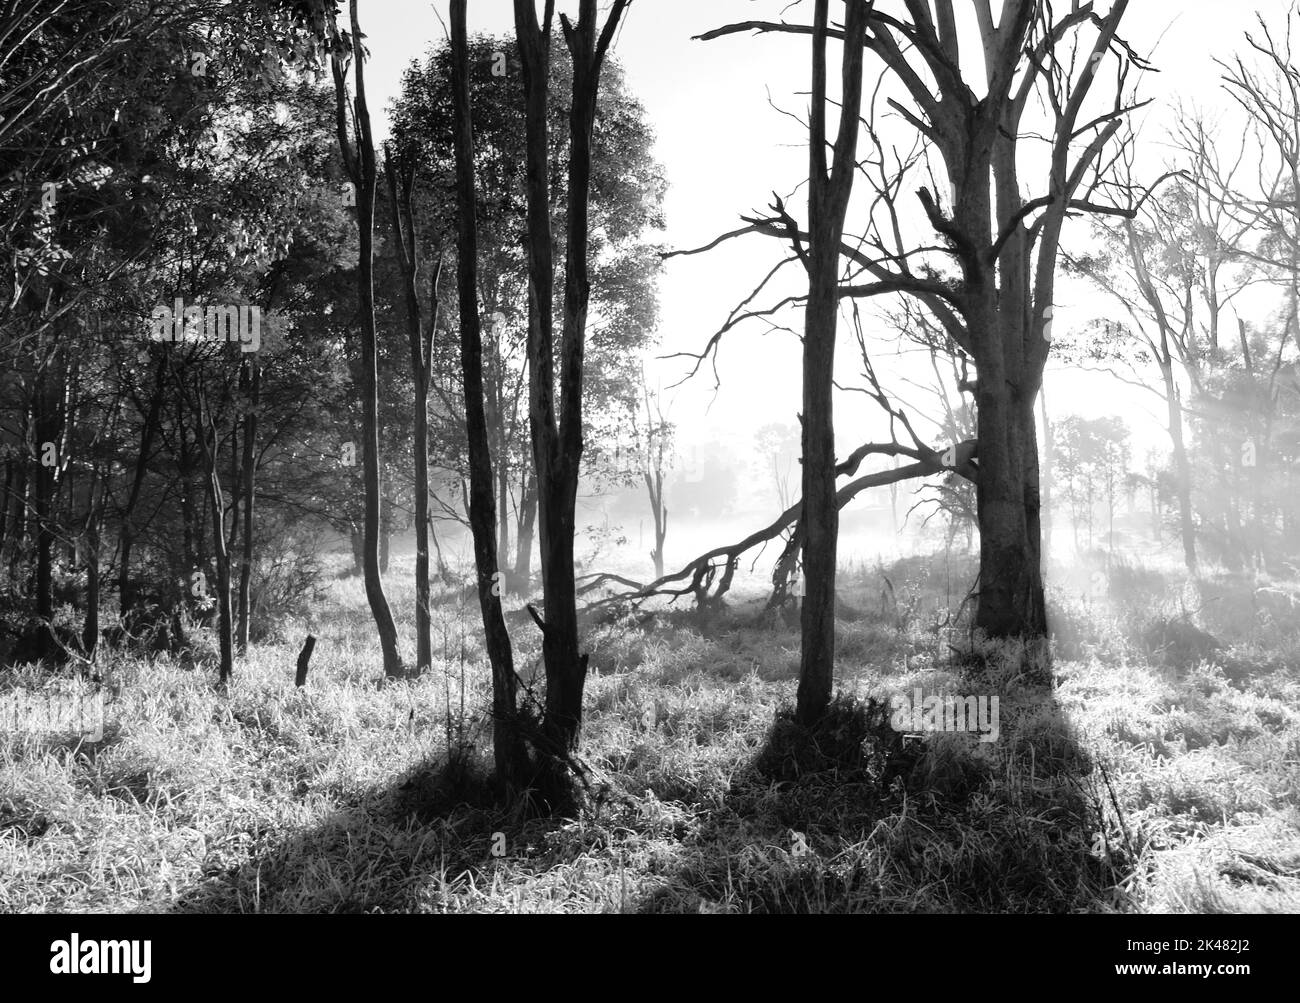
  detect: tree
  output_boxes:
[383,142,441,676]
[627,377,672,579]
[754,423,800,512]
[449,0,527,790]
[388,29,664,593]
[792,0,868,724]
[1213,11,1300,571]
[1053,415,1129,553]
[513,0,632,753]
[685,0,1152,675]
[1067,156,1255,575]
[328,0,403,679]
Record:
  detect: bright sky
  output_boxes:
[356,0,1279,471]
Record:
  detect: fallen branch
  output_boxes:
[580,440,977,610]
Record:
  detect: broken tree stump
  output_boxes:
[295,635,316,688]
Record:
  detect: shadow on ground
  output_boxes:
[168,642,1127,914]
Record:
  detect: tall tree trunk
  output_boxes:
[236,357,258,652]
[412,374,433,675]
[82,469,106,660]
[384,145,439,676]
[794,0,866,727]
[496,432,511,591]
[451,0,526,788]
[196,388,233,685]
[973,375,1048,641]
[332,0,404,679]
[82,520,99,659]
[33,372,59,658]
[489,345,512,587]
[514,0,631,751]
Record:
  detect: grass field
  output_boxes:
[3,552,1299,913]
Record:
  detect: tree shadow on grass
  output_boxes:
[165,642,1130,914]
[167,749,595,913]
[627,665,1131,914]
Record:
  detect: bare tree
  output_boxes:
[793,0,869,724]
[1217,10,1300,570]
[686,0,1155,671]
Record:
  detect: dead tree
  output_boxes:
[582,438,978,610]
[691,0,1156,664]
[793,0,868,725]
[513,0,632,752]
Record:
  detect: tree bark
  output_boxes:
[332,0,404,679]
[196,388,233,685]
[794,0,867,727]
[384,144,439,676]
[514,0,630,751]
[236,356,258,651]
[972,361,1048,641]
[451,0,527,789]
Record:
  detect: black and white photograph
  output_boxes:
[0,0,1296,965]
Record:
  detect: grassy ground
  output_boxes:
[2,552,1299,913]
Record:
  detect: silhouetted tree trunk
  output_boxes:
[384,143,440,675]
[81,471,105,660]
[514,0,631,751]
[236,356,258,651]
[196,387,233,685]
[794,0,867,726]
[451,0,527,789]
[701,1,1141,660]
[33,356,65,659]
[331,0,404,679]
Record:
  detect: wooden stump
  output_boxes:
[295,635,316,687]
